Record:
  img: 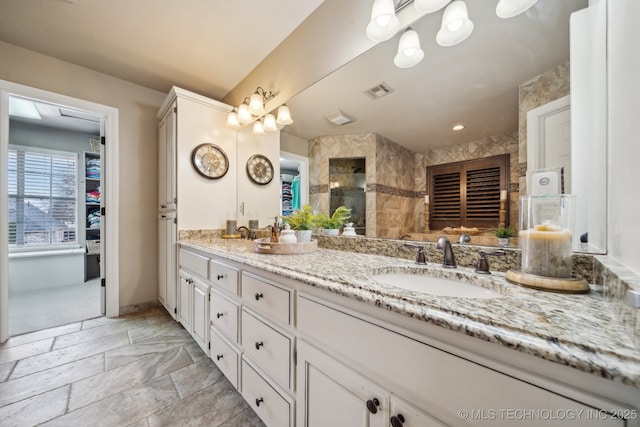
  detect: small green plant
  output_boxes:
[494,225,516,238]
[314,206,352,230]
[281,205,316,230]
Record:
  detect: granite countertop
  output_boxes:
[179,238,640,387]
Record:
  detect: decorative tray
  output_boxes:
[253,238,318,255]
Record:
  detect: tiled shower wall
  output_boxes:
[308,63,569,237]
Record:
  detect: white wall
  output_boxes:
[607,0,640,274]
[0,41,166,308]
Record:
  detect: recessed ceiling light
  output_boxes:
[452,124,465,131]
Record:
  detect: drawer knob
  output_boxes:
[390,414,405,427]
[216,312,224,319]
[255,341,264,350]
[366,398,380,414]
[217,274,224,280]
[216,354,223,361]
[255,397,264,407]
[255,292,264,301]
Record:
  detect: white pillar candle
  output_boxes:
[500,190,507,200]
[520,224,573,278]
[425,194,429,204]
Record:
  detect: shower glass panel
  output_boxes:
[329,158,366,235]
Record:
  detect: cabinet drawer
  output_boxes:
[242,273,291,325]
[242,358,293,427]
[210,259,239,296]
[210,327,239,389]
[390,395,447,427]
[179,249,208,279]
[298,295,623,426]
[242,309,292,390]
[210,288,239,343]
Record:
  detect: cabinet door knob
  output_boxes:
[390,414,405,427]
[255,341,264,350]
[217,274,224,280]
[255,292,264,301]
[255,397,264,407]
[216,312,224,319]
[366,398,380,414]
[216,354,223,361]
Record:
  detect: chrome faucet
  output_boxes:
[436,236,457,268]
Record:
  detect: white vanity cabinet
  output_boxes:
[296,293,625,427]
[240,271,296,426]
[178,248,211,355]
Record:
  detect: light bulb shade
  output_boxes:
[237,103,252,124]
[366,0,400,42]
[253,120,265,135]
[263,113,278,132]
[496,0,538,18]
[436,1,473,47]
[393,29,424,68]
[226,111,241,129]
[276,105,293,126]
[414,0,450,13]
[248,92,265,116]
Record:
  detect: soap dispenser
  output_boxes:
[270,217,281,243]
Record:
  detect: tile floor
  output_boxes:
[0,308,265,427]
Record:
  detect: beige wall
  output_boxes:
[0,41,166,309]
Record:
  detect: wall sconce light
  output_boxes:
[496,0,538,19]
[226,87,294,134]
[436,0,474,47]
[394,28,424,68]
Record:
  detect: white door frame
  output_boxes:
[0,80,120,342]
[526,95,571,173]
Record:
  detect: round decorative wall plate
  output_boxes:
[246,154,274,185]
[191,143,229,179]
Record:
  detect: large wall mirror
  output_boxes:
[281,0,607,254]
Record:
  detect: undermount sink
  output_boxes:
[371,273,504,299]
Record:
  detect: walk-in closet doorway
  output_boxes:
[0,81,120,342]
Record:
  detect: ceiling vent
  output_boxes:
[324,110,356,126]
[364,82,393,100]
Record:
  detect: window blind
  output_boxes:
[8,145,78,248]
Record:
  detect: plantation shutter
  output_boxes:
[8,145,78,248]
[427,155,509,229]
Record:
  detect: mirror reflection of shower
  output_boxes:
[329,158,366,235]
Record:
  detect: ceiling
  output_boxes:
[0,0,587,153]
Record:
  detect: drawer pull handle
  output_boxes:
[255,397,264,407]
[390,414,405,427]
[216,312,224,318]
[217,274,224,280]
[255,292,264,301]
[255,341,264,350]
[216,354,223,361]
[366,398,380,414]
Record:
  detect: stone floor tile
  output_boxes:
[184,340,208,362]
[0,353,104,407]
[41,374,180,427]
[148,377,249,427]
[127,416,151,427]
[0,385,69,426]
[81,311,147,330]
[0,361,16,383]
[0,338,53,365]
[52,316,148,350]
[69,345,193,411]
[127,321,188,344]
[219,407,266,427]
[105,333,194,371]
[0,322,81,349]
[10,331,129,379]
[170,357,223,399]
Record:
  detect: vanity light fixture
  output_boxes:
[496,0,538,19]
[225,87,293,134]
[366,0,401,42]
[394,27,424,68]
[436,1,474,47]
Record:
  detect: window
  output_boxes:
[8,145,78,249]
[427,154,509,229]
